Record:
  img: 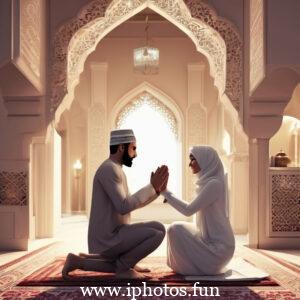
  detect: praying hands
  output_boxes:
[150,165,169,194]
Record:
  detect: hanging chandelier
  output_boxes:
[133,16,159,75]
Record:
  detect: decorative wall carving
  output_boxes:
[20,0,41,79]
[249,0,265,93]
[270,173,300,234]
[51,0,110,112]
[0,172,28,206]
[116,92,178,138]
[51,0,240,114]
[185,0,243,110]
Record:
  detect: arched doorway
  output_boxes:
[52,0,245,228]
[112,87,185,222]
[34,0,249,241]
[52,0,243,120]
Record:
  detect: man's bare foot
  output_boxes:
[134,264,151,273]
[116,268,149,279]
[62,253,83,279]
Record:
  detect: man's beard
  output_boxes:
[122,150,134,167]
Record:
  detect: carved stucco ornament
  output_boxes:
[51,0,242,113]
[116,91,178,138]
[271,174,300,233]
[185,0,243,110]
[51,0,110,112]
[0,171,28,206]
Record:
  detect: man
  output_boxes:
[62,129,168,279]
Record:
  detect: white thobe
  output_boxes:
[162,178,235,275]
[88,158,157,254]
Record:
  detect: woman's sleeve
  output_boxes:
[161,179,221,216]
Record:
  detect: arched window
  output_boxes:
[116,92,182,199]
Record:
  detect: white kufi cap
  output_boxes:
[110,129,136,146]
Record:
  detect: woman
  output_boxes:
[161,145,235,275]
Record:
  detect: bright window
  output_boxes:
[117,95,182,198]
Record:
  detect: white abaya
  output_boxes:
[162,146,235,275]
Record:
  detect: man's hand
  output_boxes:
[150,165,169,194]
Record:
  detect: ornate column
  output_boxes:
[248,138,269,248]
[29,136,45,239]
[86,63,108,216]
[186,64,206,201]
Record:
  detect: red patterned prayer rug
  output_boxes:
[1,246,299,299]
[1,286,298,299]
[17,256,278,287]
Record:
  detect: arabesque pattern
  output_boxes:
[51,0,110,112]
[271,174,300,233]
[0,171,28,205]
[20,0,41,79]
[51,0,242,113]
[185,0,243,110]
[116,92,178,138]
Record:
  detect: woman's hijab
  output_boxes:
[190,146,225,194]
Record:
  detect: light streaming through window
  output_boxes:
[118,101,182,198]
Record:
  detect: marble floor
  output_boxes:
[0,215,298,267]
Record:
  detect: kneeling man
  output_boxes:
[62,129,168,279]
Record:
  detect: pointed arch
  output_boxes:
[110,82,184,141]
[52,0,243,122]
[111,82,184,201]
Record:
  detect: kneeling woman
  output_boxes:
[162,146,235,275]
